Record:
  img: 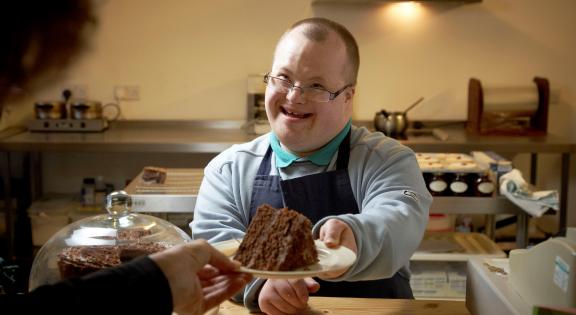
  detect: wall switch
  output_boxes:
[114,85,140,101]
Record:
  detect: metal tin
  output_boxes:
[34,101,66,119]
[70,100,102,119]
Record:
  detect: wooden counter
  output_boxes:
[217,297,470,315]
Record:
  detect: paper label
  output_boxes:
[450,181,468,193]
[477,182,495,194]
[553,256,569,292]
[429,180,447,192]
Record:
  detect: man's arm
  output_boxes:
[315,143,432,281]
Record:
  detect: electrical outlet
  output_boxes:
[62,84,88,99]
[114,85,140,101]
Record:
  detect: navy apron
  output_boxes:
[249,131,413,299]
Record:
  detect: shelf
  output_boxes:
[412,232,506,261]
[430,196,523,215]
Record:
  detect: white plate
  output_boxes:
[213,239,356,279]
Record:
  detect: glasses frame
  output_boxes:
[264,73,352,102]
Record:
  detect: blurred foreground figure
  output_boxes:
[0,2,251,314]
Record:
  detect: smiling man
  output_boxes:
[192,17,432,315]
[265,21,355,155]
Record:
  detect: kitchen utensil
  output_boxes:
[374,97,424,136]
[70,101,120,120]
[34,101,66,119]
[403,97,424,115]
[374,110,408,136]
[70,100,102,119]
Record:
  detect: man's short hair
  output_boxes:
[277,17,360,85]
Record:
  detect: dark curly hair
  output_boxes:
[0,0,97,107]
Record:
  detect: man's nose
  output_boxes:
[286,86,304,103]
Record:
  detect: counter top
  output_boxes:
[0,120,574,154]
[466,257,531,315]
[218,297,470,315]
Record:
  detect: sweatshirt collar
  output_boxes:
[270,120,352,168]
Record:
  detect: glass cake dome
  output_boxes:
[29,190,192,290]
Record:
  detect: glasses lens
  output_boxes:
[269,77,291,93]
[305,88,330,102]
[266,76,332,102]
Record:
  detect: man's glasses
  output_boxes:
[264,73,352,103]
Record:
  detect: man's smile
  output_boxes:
[281,106,313,119]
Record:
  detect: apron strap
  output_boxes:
[335,129,351,170]
[256,146,273,176]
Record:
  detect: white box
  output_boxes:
[410,232,506,300]
[27,198,79,246]
[410,261,467,300]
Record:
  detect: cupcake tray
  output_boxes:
[416,153,486,174]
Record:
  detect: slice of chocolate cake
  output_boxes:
[117,227,151,240]
[57,242,167,279]
[234,204,318,271]
[141,166,167,184]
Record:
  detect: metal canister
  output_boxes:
[70,100,102,119]
[34,101,66,119]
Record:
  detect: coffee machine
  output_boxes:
[246,74,269,135]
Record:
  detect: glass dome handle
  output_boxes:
[106,190,132,216]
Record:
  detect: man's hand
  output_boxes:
[318,218,357,278]
[258,278,320,315]
[150,240,252,315]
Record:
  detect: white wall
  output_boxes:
[2,0,575,226]
[2,0,574,125]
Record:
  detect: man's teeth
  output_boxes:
[285,110,307,118]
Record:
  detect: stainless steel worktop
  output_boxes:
[0,120,574,240]
[0,120,574,154]
[0,120,253,153]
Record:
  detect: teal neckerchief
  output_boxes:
[270,120,352,168]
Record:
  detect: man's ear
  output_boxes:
[345,86,355,103]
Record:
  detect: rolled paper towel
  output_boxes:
[483,85,539,117]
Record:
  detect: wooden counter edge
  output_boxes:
[217,297,470,315]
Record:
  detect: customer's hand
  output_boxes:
[259,277,320,315]
[150,240,252,315]
[318,218,357,278]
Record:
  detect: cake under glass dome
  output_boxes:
[29,190,191,290]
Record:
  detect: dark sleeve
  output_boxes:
[1,256,173,315]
